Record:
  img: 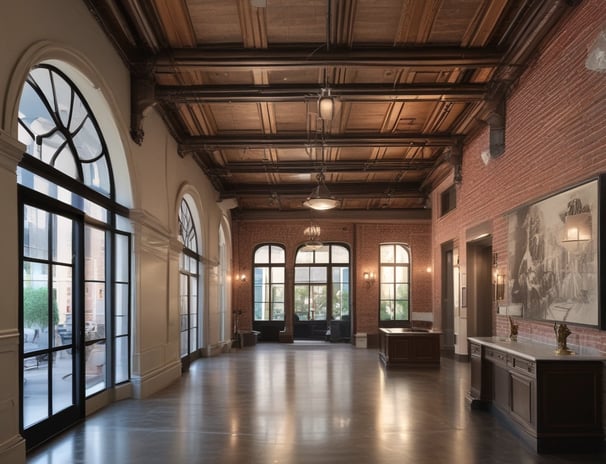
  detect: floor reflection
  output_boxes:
[28,342,606,464]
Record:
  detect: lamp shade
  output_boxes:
[303,177,339,210]
[318,96,334,121]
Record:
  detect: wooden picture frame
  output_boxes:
[507,176,605,328]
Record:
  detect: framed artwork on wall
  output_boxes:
[507,176,605,328]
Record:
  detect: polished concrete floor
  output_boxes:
[28,342,606,464]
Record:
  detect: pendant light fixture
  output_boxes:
[303,223,324,251]
[303,172,339,210]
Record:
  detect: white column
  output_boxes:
[0,130,26,464]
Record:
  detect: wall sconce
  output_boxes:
[426,266,432,273]
[363,271,376,288]
[495,273,505,301]
[235,273,247,283]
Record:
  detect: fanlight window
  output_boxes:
[18,64,114,198]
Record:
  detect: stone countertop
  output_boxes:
[468,336,606,362]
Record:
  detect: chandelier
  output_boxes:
[303,223,323,251]
[303,172,339,210]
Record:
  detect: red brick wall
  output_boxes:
[432,0,606,352]
[232,219,431,337]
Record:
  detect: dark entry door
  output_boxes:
[20,190,84,450]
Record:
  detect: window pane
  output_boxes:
[254,267,269,285]
[381,267,394,283]
[52,214,72,264]
[23,205,49,260]
[23,261,50,350]
[395,301,409,320]
[84,282,105,341]
[294,285,309,320]
[85,226,105,281]
[396,283,409,300]
[86,341,106,396]
[380,244,394,263]
[380,283,393,300]
[294,267,309,283]
[270,245,285,263]
[271,303,284,321]
[331,245,349,263]
[271,285,284,303]
[314,247,329,263]
[271,267,284,283]
[23,359,49,427]
[52,349,74,414]
[311,285,327,320]
[115,234,129,282]
[115,335,129,383]
[395,245,409,263]
[395,266,408,282]
[296,248,314,263]
[309,267,327,283]
[114,283,129,336]
[380,301,393,321]
[52,265,72,348]
[254,245,269,263]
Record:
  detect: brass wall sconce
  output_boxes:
[496,273,505,301]
[363,271,376,287]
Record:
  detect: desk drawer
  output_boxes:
[511,356,535,376]
[485,347,508,366]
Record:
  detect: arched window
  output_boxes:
[379,243,410,324]
[294,244,350,323]
[218,225,229,341]
[253,245,285,321]
[178,198,199,362]
[17,64,131,449]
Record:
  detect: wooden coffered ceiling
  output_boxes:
[84,0,581,219]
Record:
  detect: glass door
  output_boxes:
[20,192,84,450]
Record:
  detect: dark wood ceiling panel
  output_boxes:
[273,102,308,131]
[187,0,243,44]
[265,0,326,43]
[351,0,403,43]
[429,0,484,44]
[210,102,262,131]
[84,0,581,217]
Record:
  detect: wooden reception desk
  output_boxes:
[379,328,441,367]
[468,337,605,453]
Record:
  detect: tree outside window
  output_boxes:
[379,243,410,323]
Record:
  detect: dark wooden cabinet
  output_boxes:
[379,328,441,367]
[468,337,604,453]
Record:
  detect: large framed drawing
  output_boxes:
[507,177,605,328]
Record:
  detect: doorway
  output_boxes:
[441,244,455,353]
[20,192,85,450]
[466,238,493,338]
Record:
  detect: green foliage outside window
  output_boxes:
[23,287,59,328]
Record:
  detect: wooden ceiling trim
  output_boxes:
[203,158,435,175]
[417,0,442,44]
[332,0,357,47]
[237,0,268,48]
[179,133,456,151]
[155,82,488,103]
[152,0,196,47]
[152,46,504,72]
[461,0,509,47]
[221,181,425,197]
[258,102,277,134]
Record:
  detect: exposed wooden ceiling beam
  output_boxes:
[180,133,457,150]
[151,46,503,71]
[156,83,488,103]
[221,182,424,197]
[203,159,435,175]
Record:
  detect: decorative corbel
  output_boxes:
[443,140,463,184]
[481,86,506,159]
[130,63,156,145]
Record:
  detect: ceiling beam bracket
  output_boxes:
[130,64,156,145]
